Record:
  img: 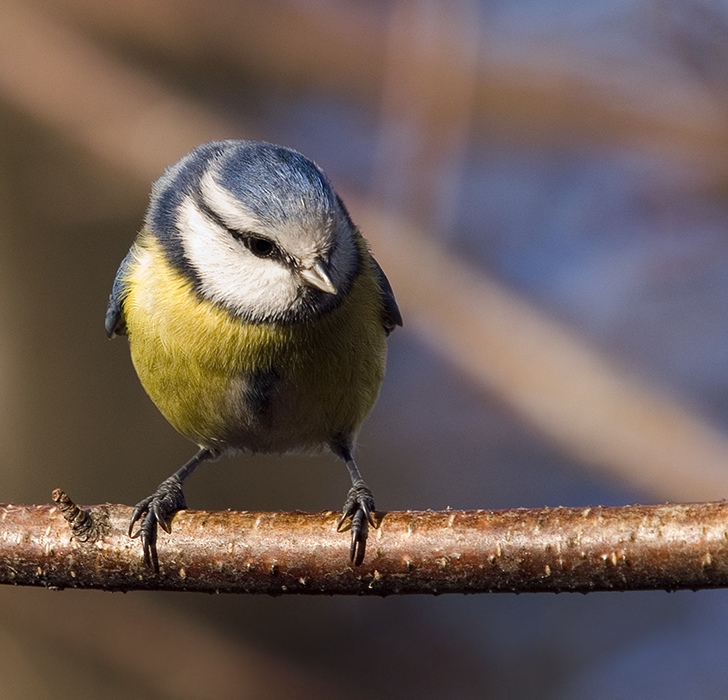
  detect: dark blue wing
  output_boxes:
[105,249,134,338]
[371,256,402,335]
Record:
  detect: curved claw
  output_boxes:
[337,483,376,566]
[128,498,152,538]
[348,509,369,566]
[128,476,187,569]
[139,516,159,569]
[152,501,173,534]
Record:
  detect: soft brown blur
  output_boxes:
[3,0,728,698]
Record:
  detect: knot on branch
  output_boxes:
[51,489,103,542]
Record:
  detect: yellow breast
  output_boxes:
[121,233,388,453]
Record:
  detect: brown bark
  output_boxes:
[0,493,726,595]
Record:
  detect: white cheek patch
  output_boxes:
[200,170,262,233]
[201,167,357,288]
[176,197,300,319]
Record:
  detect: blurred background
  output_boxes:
[2,0,728,697]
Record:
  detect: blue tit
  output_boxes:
[106,140,402,567]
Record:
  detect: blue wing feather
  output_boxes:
[105,249,134,338]
[371,256,402,335]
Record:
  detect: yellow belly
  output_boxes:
[122,236,387,453]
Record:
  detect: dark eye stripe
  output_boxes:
[193,191,233,233]
[193,193,274,256]
[191,190,295,268]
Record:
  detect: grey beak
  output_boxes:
[300,260,337,295]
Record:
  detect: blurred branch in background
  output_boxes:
[4,495,728,594]
[2,0,728,503]
[31,0,728,184]
[0,0,236,183]
[372,0,479,232]
[656,0,728,97]
[362,206,728,503]
[0,583,342,700]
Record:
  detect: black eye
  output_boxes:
[245,236,275,258]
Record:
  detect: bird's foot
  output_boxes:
[128,476,187,570]
[337,482,376,566]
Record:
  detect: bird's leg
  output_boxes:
[332,442,376,566]
[129,447,214,569]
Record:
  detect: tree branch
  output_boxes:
[1,492,726,594]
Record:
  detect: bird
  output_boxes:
[105,139,402,568]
